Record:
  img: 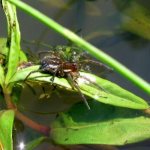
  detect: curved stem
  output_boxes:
[15,111,50,136]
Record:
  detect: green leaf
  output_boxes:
[79,72,149,109]
[2,1,21,84]
[0,110,15,150]
[10,66,149,110]
[26,137,46,150]
[51,101,150,145]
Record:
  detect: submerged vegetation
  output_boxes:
[0,0,150,149]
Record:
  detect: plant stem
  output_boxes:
[3,91,50,136]
[4,93,16,109]
[15,111,50,136]
[7,0,150,95]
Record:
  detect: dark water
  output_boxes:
[1,0,150,149]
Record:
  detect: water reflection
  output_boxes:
[1,0,150,149]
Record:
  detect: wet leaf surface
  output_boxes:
[51,101,150,145]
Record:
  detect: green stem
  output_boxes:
[7,0,150,95]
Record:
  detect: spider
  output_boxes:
[25,45,112,110]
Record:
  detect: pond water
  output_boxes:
[1,0,150,149]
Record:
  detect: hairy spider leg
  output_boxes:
[66,74,76,90]
[24,81,37,95]
[24,67,59,100]
[79,74,108,95]
[25,69,55,84]
[24,69,58,99]
[24,66,62,91]
[22,39,53,50]
[38,51,55,58]
[25,77,50,98]
[39,50,66,64]
[49,67,60,84]
[79,59,113,73]
[67,73,90,110]
[24,70,42,80]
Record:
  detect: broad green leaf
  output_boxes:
[51,101,150,145]
[2,1,21,84]
[0,110,15,150]
[79,72,149,109]
[10,66,149,109]
[26,137,46,150]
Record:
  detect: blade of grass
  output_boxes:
[7,0,150,95]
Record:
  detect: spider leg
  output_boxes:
[81,75,106,92]
[79,74,108,99]
[39,85,51,99]
[66,73,76,90]
[50,67,59,85]
[79,59,113,72]
[38,51,54,58]
[67,73,90,110]
[25,81,37,95]
[25,70,41,80]
[22,39,53,50]
[50,75,55,83]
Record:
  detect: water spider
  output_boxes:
[25,46,112,110]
